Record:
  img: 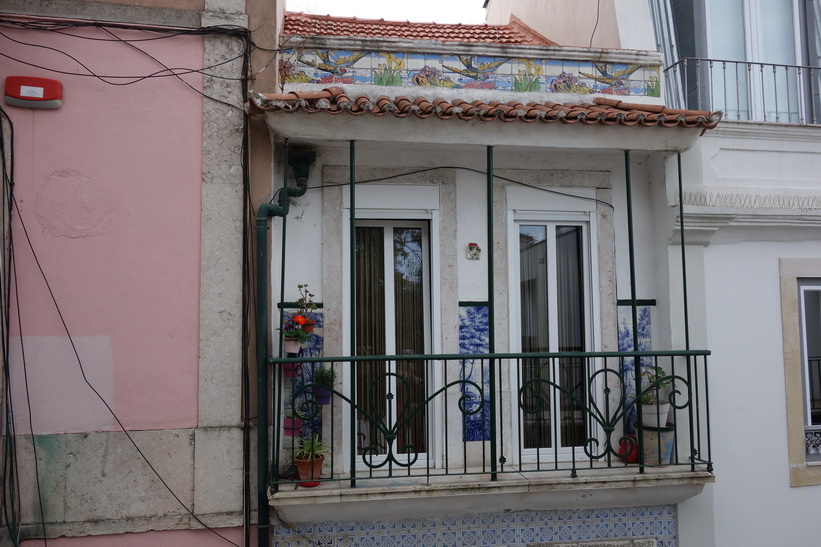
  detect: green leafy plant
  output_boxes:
[296,284,317,317]
[294,433,329,461]
[638,364,672,405]
[312,366,337,388]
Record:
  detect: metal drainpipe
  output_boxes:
[256,142,313,547]
[623,150,645,472]
[348,140,357,488]
[486,145,498,481]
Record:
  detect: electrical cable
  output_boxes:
[10,229,48,546]
[271,505,320,547]
[97,26,245,113]
[590,0,602,48]
[285,165,614,210]
[0,104,24,547]
[0,31,249,83]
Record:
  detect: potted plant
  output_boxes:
[295,283,318,333]
[311,365,336,405]
[283,409,303,437]
[637,364,672,429]
[293,433,329,487]
[281,314,310,354]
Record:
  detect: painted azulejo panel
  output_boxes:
[283,310,324,438]
[280,49,662,97]
[618,305,652,434]
[459,304,490,442]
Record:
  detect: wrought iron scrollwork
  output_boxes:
[518,365,693,461]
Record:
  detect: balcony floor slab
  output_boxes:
[269,465,714,523]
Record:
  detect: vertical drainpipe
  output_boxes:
[677,153,707,472]
[487,145,498,480]
[256,140,312,547]
[677,154,691,351]
[256,203,273,547]
[349,140,357,488]
[624,150,644,471]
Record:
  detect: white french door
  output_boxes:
[354,220,432,467]
[514,220,593,457]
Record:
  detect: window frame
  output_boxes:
[340,184,444,473]
[779,258,821,486]
[506,187,603,463]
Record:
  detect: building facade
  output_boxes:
[254,9,718,547]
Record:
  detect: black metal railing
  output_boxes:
[664,57,821,125]
[269,350,711,489]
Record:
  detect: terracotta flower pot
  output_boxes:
[294,455,324,487]
[302,319,317,333]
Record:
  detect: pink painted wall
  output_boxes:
[21,527,248,547]
[2,23,204,432]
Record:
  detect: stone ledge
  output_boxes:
[13,511,245,541]
[270,468,714,523]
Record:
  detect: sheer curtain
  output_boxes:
[355,226,387,455]
[393,227,427,454]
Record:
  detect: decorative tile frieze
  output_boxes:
[271,505,678,546]
[280,49,661,98]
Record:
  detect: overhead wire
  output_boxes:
[281,165,614,210]
[0,103,25,547]
[590,0,602,48]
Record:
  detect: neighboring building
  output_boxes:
[654,1,821,546]
[253,9,719,547]
[0,0,279,545]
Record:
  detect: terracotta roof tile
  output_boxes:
[282,12,557,46]
[253,88,722,129]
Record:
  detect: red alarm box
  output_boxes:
[5,76,63,109]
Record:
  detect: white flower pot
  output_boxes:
[284,339,301,354]
[640,402,671,429]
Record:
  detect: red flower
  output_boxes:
[293,315,307,325]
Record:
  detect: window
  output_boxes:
[660,0,821,122]
[354,220,432,466]
[339,183,443,471]
[517,222,589,452]
[798,281,821,461]
[779,258,821,486]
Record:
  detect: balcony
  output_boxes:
[664,57,821,125]
[267,350,712,521]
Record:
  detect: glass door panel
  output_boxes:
[519,223,587,451]
[355,222,430,461]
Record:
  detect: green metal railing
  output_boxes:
[269,349,711,489]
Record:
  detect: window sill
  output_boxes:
[269,467,714,523]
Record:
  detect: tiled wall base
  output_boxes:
[271,505,677,546]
